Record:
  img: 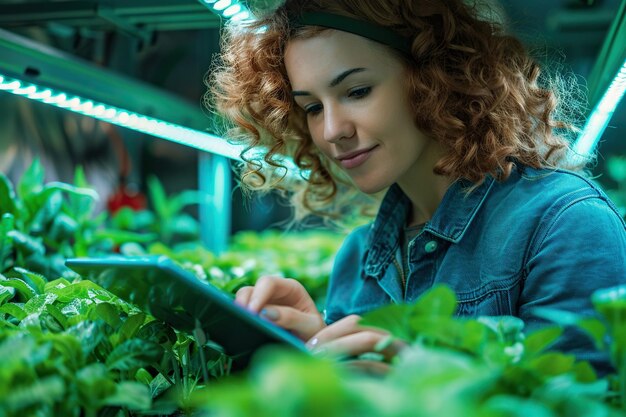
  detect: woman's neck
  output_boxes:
[397,139,451,227]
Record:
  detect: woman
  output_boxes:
[209,0,626,374]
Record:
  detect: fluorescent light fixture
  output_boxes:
[199,0,253,22]
[0,72,246,160]
[0,72,304,177]
[574,59,626,156]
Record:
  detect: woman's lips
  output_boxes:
[336,146,378,169]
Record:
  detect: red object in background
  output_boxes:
[107,181,147,213]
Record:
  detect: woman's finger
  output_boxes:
[248,276,315,313]
[305,314,407,360]
[259,304,326,340]
[306,314,364,346]
[316,331,406,361]
[234,286,254,307]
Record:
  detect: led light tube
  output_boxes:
[0,72,304,180]
[199,0,252,23]
[0,72,246,160]
[574,59,626,156]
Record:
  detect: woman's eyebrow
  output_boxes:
[291,67,368,96]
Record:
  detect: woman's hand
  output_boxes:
[235,276,325,340]
[307,314,407,362]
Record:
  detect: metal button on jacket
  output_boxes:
[424,240,438,253]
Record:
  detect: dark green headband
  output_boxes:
[289,12,412,54]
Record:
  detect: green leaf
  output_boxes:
[571,361,598,383]
[119,313,147,341]
[148,175,169,220]
[591,285,626,327]
[17,158,44,202]
[103,381,152,410]
[360,303,415,341]
[3,375,66,411]
[23,292,58,315]
[93,302,123,328]
[136,320,177,346]
[0,213,14,271]
[42,333,85,367]
[45,303,69,329]
[14,267,46,294]
[67,320,107,356]
[533,306,609,350]
[119,242,147,256]
[169,190,204,215]
[361,285,458,342]
[529,352,576,376]
[68,166,97,222]
[148,373,174,400]
[412,284,458,317]
[77,363,118,403]
[94,229,158,245]
[0,285,15,305]
[44,277,72,292]
[135,368,153,385]
[105,338,164,371]
[0,302,27,321]
[478,316,525,344]
[524,327,563,356]
[577,318,608,350]
[111,207,155,231]
[31,188,62,232]
[0,277,37,301]
[47,213,78,242]
[49,280,111,303]
[167,214,200,238]
[0,173,18,216]
[8,230,45,257]
[37,182,99,207]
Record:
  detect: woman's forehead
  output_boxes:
[284,30,402,86]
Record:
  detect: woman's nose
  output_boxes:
[323,104,355,143]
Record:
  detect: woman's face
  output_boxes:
[284,29,433,194]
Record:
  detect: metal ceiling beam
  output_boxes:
[0,0,220,30]
[0,27,210,131]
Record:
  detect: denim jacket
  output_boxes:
[325,166,626,373]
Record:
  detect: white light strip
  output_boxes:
[0,73,244,160]
[574,59,626,156]
[199,0,253,23]
[0,73,304,179]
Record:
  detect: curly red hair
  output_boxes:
[207,0,583,221]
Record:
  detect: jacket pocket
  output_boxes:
[455,272,522,316]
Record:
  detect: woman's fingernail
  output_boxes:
[312,346,328,358]
[306,338,319,349]
[260,308,279,321]
[247,299,259,312]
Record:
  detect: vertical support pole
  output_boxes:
[199,152,231,254]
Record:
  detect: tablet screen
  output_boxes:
[65,256,308,368]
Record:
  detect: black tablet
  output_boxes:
[65,255,308,368]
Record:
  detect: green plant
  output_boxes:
[2,162,623,417]
[109,176,203,247]
[191,285,624,417]
[0,164,343,416]
[0,160,98,277]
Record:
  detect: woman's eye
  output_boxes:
[348,86,372,99]
[304,104,323,116]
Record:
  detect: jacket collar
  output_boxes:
[363,176,495,277]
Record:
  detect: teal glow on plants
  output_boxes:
[574,59,626,156]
